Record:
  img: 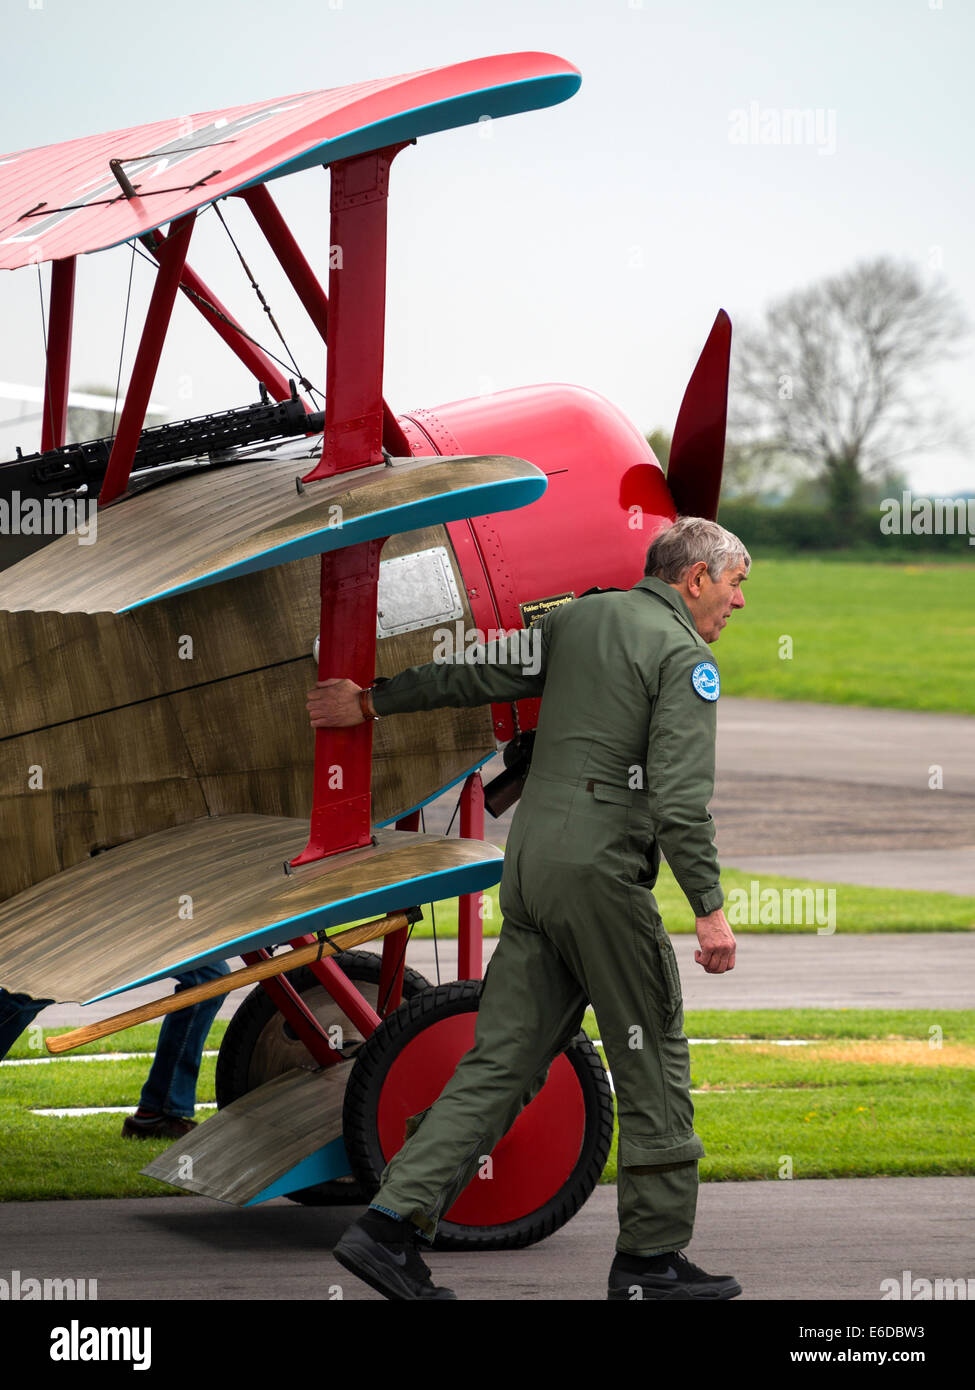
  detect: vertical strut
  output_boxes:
[303,144,408,481]
[291,538,386,865]
[458,773,486,980]
[377,809,423,1012]
[40,257,76,452]
[291,145,410,863]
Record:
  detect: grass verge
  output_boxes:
[583,1008,975,1184]
[714,557,975,713]
[2,1010,971,1200]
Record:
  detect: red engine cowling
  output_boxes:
[398,383,676,740]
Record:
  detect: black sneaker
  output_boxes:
[121,1113,197,1141]
[608,1249,742,1301]
[333,1217,457,1301]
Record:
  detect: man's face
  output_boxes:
[689,561,748,643]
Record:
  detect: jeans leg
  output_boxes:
[0,989,53,1062]
[137,962,230,1118]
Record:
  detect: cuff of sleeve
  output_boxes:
[688,884,724,917]
[369,677,395,717]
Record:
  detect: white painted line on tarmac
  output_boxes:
[690,1086,814,1094]
[3,1050,219,1067]
[592,1037,814,1047]
[688,1038,814,1046]
[30,1103,219,1117]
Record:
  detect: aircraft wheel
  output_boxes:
[342,980,614,1250]
[215,949,430,1205]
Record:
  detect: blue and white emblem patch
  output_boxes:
[691,661,720,701]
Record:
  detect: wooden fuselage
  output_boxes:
[0,523,493,905]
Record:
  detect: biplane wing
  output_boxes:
[142,1066,357,1207]
[0,452,546,613]
[0,52,580,270]
[0,815,503,1004]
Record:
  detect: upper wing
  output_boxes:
[0,52,580,271]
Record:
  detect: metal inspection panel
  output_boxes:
[375,545,464,637]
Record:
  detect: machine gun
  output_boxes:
[0,382,324,505]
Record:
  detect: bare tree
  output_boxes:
[728,258,969,526]
[644,428,671,469]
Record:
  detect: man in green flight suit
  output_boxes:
[310,515,749,1301]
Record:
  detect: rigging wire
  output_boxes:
[128,239,324,402]
[443,788,464,839]
[110,241,138,437]
[35,265,58,450]
[211,200,324,406]
[376,916,419,1019]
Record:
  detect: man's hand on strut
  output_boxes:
[694,908,736,974]
[307,678,368,728]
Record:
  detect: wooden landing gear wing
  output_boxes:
[140,1066,354,1207]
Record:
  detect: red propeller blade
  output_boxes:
[666,309,732,521]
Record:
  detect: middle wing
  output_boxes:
[0,453,546,613]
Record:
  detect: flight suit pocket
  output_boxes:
[588,781,635,807]
[654,929,685,1040]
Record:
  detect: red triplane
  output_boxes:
[0,53,730,1247]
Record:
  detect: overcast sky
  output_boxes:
[1,0,972,492]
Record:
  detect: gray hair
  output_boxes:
[644,516,751,582]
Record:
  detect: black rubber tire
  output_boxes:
[342,980,615,1251]
[215,948,430,1205]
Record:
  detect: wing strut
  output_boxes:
[238,182,411,458]
[290,537,386,865]
[40,257,76,451]
[292,144,410,863]
[99,214,195,505]
[153,240,302,406]
[303,144,408,480]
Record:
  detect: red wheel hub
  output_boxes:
[375,1013,586,1224]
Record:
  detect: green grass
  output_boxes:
[0,1048,219,1200]
[726,548,975,565]
[0,1023,230,1199]
[665,1008,975,1042]
[715,557,975,713]
[693,1079,972,1181]
[3,1021,229,1061]
[587,1009,975,1183]
[404,863,975,938]
[2,1009,971,1200]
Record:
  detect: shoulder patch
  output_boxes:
[691,661,720,701]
